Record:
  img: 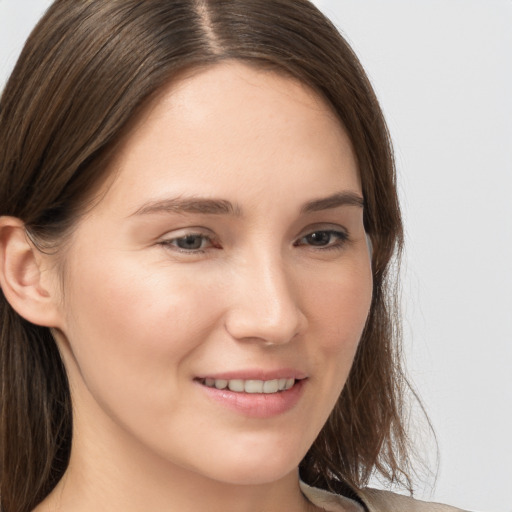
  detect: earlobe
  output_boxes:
[0,216,62,327]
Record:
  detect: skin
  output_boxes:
[30,62,373,512]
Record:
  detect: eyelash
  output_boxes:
[159,233,217,254]
[159,228,349,255]
[293,229,349,251]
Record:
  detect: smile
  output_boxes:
[200,378,296,394]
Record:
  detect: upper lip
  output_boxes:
[195,368,307,381]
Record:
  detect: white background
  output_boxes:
[1,2,511,512]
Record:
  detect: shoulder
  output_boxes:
[358,488,470,512]
[301,481,469,512]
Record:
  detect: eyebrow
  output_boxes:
[130,197,242,217]
[130,191,364,218]
[300,192,364,213]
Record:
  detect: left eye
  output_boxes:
[161,234,213,251]
[295,230,348,248]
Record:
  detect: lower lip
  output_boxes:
[198,379,305,418]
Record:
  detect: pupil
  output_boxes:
[307,231,330,246]
[178,235,202,249]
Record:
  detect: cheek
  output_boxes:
[290,257,372,445]
[58,254,229,447]
[59,252,224,413]
[65,256,217,351]
[303,256,372,410]
[304,260,373,353]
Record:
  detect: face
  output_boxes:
[52,62,372,486]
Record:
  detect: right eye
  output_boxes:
[159,233,216,253]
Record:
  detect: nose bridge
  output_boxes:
[224,247,306,344]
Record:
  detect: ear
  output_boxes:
[0,216,62,327]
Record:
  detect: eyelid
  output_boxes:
[158,228,220,254]
[294,225,350,251]
[158,226,214,240]
[296,223,349,239]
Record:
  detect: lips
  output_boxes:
[195,370,307,417]
[199,377,296,394]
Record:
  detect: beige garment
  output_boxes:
[300,481,469,512]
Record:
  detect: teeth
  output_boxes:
[245,380,264,393]
[215,379,228,390]
[203,378,296,393]
[262,379,278,393]
[228,379,244,392]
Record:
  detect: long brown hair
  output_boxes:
[0,1,408,510]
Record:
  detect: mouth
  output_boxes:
[197,377,297,394]
[195,373,306,417]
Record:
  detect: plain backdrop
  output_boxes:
[1,1,511,512]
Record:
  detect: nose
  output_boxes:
[224,253,307,345]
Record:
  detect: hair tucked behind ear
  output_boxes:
[1,1,415,510]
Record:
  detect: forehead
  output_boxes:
[93,61,360,215]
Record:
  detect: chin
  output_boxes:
[186,440,306,487]
[203,462,299,487]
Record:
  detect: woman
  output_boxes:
[0,1,466,511]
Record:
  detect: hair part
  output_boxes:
[1,1,411,510]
